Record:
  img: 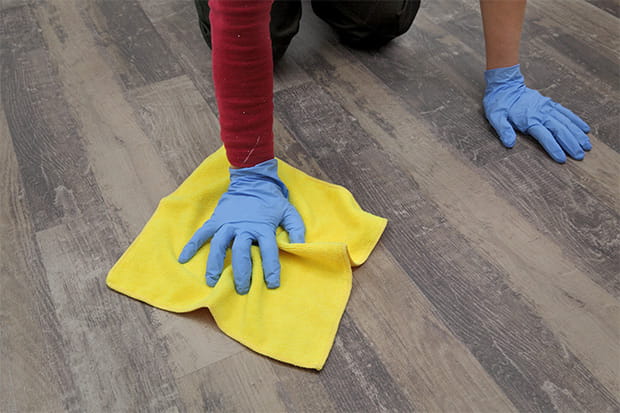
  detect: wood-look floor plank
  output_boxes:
[36,217,183,412]
[137,0,216,100]
[30,0,240,407]
[271,116,515,411]
[270,363,339,413]
[0,70,81,413]
[273,117,335,182]
[274,79,619,411]
[420,0,619,152]
[128,75,220,184]
[391,0,620,213]
[2,0,618,410]
[319,312,415,412]
[1,6,104,232]
[300,8,620,297]
[152,309,245,379]
[33,0,177,238]
[34,0,246,381]
[304,13,520,168]
[423,0,619,92]
[485,151,619,293]
[401,12,620,294]
[80,0,183,90]
[346,245,518,412]
[0,0,28,11]
[176,352,288,412]
[267,120,418,412]
[528,0,620,87]
[5,4,186,410]
[283,47,620,397]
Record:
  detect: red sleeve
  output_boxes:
[209,0,275,168]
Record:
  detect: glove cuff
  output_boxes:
[229,158,288,197]
[484,64,524,89]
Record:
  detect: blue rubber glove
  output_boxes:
[483,64,591,163]
[178,159,305,295]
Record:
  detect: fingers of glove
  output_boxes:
[488,112,517,148]
[231,233,253,295]
[552,111,592,151]
[544,118,585,160]
[552,102,590,133]
[528,124,567,163]
[178,219,218,263]
[281,204,305,243]
[257,234,280,289]
[205,226,236,287]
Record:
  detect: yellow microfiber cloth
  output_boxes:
[106,147,387,370]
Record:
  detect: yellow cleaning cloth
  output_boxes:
[106,147,387,370]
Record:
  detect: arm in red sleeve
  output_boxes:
[209,0,275,168]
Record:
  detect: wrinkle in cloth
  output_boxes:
[106,147,387,369]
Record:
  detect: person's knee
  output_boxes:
[195,0,212,48]
[347,0,421,48]
[270,0,302,61]
[314,0,421,49]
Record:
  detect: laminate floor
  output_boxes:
[1,0,619,411]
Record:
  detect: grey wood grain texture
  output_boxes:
[1,3,184,411]
[0,64,82,413]
[32,0,246,390]
[286,44,620,397]
[484,151,619,294]
[297,4,620,297]
[274,80,619,411]
[175,351,288,412]
[318,312,414,412]
[420,2,620,296]
[81,0,184,90]
[35,215,183,412]
[409,1,620,211]
[137,0,217,101]
[420,0,620,152]
[1,6,104,232]
[1,0,619,411]
[343,244,517,412]
[129,75,221,184]
[270,115,517,413]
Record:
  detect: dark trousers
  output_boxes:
[195,0,421,61]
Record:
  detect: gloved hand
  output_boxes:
[483,64,591,163]
[178,159,305,295]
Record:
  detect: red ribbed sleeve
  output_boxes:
[209,0,275,168]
